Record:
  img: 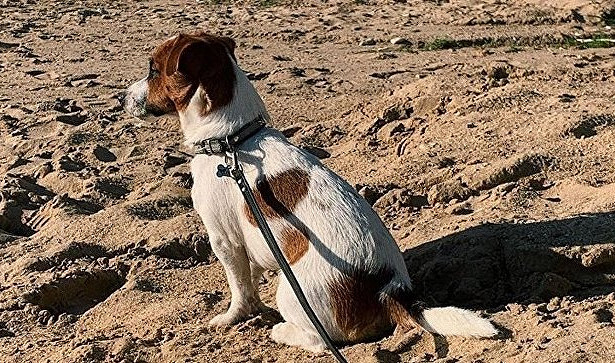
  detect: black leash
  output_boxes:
[216,147,348,363]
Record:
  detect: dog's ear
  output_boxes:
[218,36,236,61]
[165,33,231,79]
[190,31,235,58]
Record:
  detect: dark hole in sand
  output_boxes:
[24,269,126,316]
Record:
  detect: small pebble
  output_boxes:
[359,38,376,46]
[390,37,410,45]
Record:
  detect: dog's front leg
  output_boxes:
[209,235,266,326]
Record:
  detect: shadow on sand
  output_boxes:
[403,212,615,309]
[372,212,615,362]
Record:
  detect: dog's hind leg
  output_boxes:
[209,235,265,326]
[272,274,333,352]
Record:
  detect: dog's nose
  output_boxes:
[117,92,127,107]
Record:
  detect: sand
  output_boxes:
[1,0,614,362]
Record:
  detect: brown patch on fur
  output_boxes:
[243,168,311,225]
[329,268,397,342]
[145,32,236,115]
[384,287,424,331]
[243,168,311,264]
[279,225,310,264]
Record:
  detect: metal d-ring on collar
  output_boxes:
[193,115,267,155]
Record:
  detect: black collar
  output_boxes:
[193,115,267,155]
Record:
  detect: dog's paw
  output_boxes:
[271,322,326,352]
[209,312,242,326]
[270,322,287,340]
[209,300,269,326]
[302,342,326,353]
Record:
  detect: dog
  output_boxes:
[120,31,498,352]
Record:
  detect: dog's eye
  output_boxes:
[148,59,160,78]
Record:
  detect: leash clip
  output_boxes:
[226,136,243,180]
[217,137,243,182]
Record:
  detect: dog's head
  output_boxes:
[120,32,237,119]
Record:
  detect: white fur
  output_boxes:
[123,77,149,118]
[124,49,497,352]
[419,307,498,338]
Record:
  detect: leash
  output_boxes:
[216,147,348,363]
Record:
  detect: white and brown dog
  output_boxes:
[120,32,497,352]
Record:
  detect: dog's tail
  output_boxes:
[386,288,498,338]
[413,306,498,337]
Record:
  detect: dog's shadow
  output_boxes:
[403,212,615,310]
[372,212,615,361]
